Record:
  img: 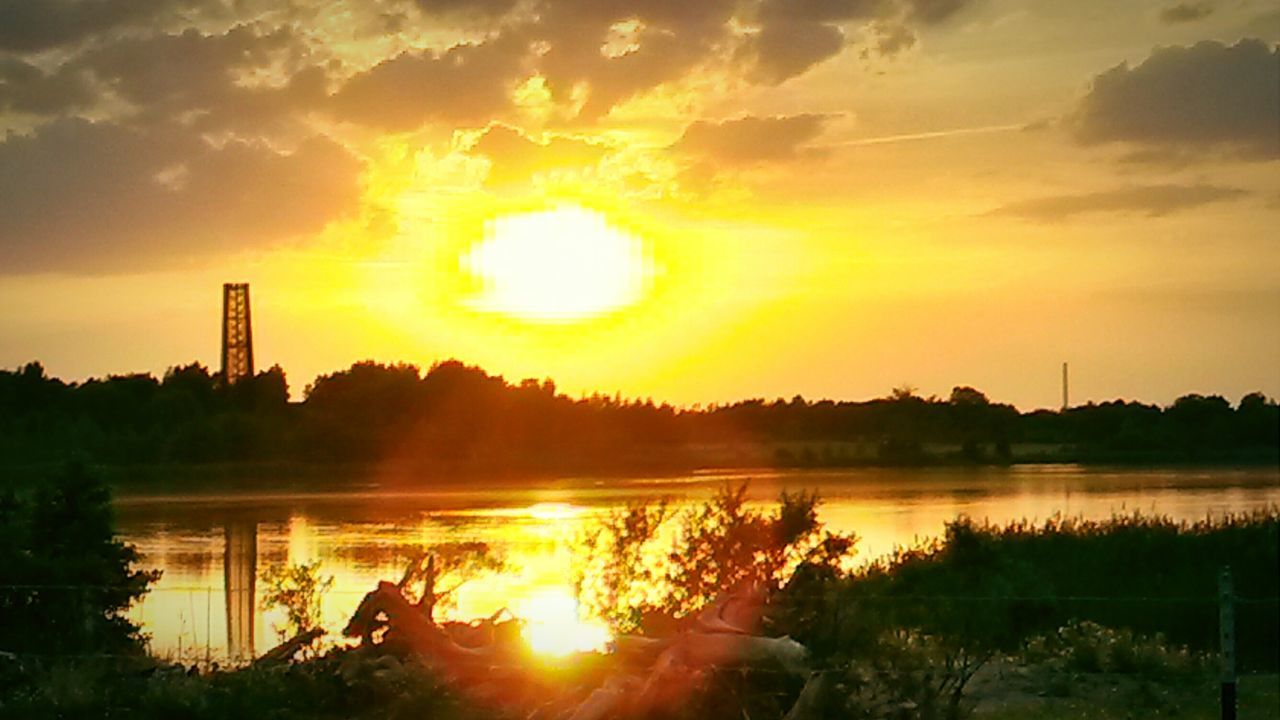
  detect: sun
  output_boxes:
[518,587,612,657]
[461,205,655,323]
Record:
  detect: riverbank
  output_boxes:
[3,446,1277,495]
[5,501,1277,720]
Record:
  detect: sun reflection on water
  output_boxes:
[118,468,1280,663]
[517,587,613,657]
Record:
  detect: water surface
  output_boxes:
[115,465,1280,662]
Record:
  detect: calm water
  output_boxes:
[115,465,1280,662]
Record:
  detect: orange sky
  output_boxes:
[0,1,1277,409]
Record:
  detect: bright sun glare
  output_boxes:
[519,587,612,657]
[461,205,655,323]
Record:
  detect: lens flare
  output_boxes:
[518,587,612,657]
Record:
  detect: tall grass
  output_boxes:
[779,508,1279,671]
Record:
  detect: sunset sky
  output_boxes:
[1,0,1277,409]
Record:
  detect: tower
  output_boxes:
[1062,362,1069,411]
[221,283,254,384]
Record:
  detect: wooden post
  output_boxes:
[1219,566,1236,720]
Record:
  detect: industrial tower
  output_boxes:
[221,283,254,384]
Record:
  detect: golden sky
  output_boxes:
[1,0,1277,408]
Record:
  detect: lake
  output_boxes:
[115,465,1280,662]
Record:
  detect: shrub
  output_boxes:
[0,463,159,655]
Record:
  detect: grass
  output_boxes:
[974,673,1279,720]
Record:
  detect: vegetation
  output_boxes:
[0,463,159,655]
[779,510,1279,671]
[259,562,334,643]
[572,488,1278,718]
[574,485,854,633]
[2,467,1275,719]
[0,654,484,720]
[2,359,1276,475]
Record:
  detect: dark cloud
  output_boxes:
[1,24,325,140]
[870,21,917,57]
[535,0,739,30]
[1071,39,1280,160]
[904,0,971,25]
[0,56,98,116]
[0,0,988,276]
[0,0,164,52]
[745,21,845,85]
[743,0,972,83]
[1159,2,1214,24]
[527,1,738,119]
[745,1,868,85]
[0,118,362,273]
[75,26,298,109]
[332,33,529,130]
[469,123,607,185]
[989,184,1248,222]
[757,0,890,23]
[413,0,519,19]
[544,24,719,120]
[671,114,830,165]
[1,0,984,134]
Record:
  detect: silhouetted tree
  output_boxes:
[0,464,159,654]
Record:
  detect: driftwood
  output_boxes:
[340,573,820,719]
[255,626,326,666]
[344,581,502,667]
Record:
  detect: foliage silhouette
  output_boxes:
[0,463,159,655]
[1,359,1276,472]
[259,561,334,643]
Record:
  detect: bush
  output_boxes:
[0,463,159,655]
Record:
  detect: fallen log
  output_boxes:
[339,577,818,720]
[254,626,325,666]
[344,581,494,666]
[674,632,810,677]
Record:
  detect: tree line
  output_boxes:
[1,359,1275,473]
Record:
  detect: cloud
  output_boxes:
[1070,39,1280,160]
[412,0,519,19]
[0,0,990,276]
[331,33,530,130]
[468,123,607,185]
[757,0,891,23]
[989,184,1248,222]
[870,20,917,57]
[74,25,299,109]
[671,114,830,165]
[3,0,986,139]
[0,55,98,116]
[0,0,167,52]
[1159,3,1214,24]
[1,23,326,141]
[904,0,971,25]
[744,21,846,85]
[0,119,362,273]
[528,1,738,120]
[742,0,972,83]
